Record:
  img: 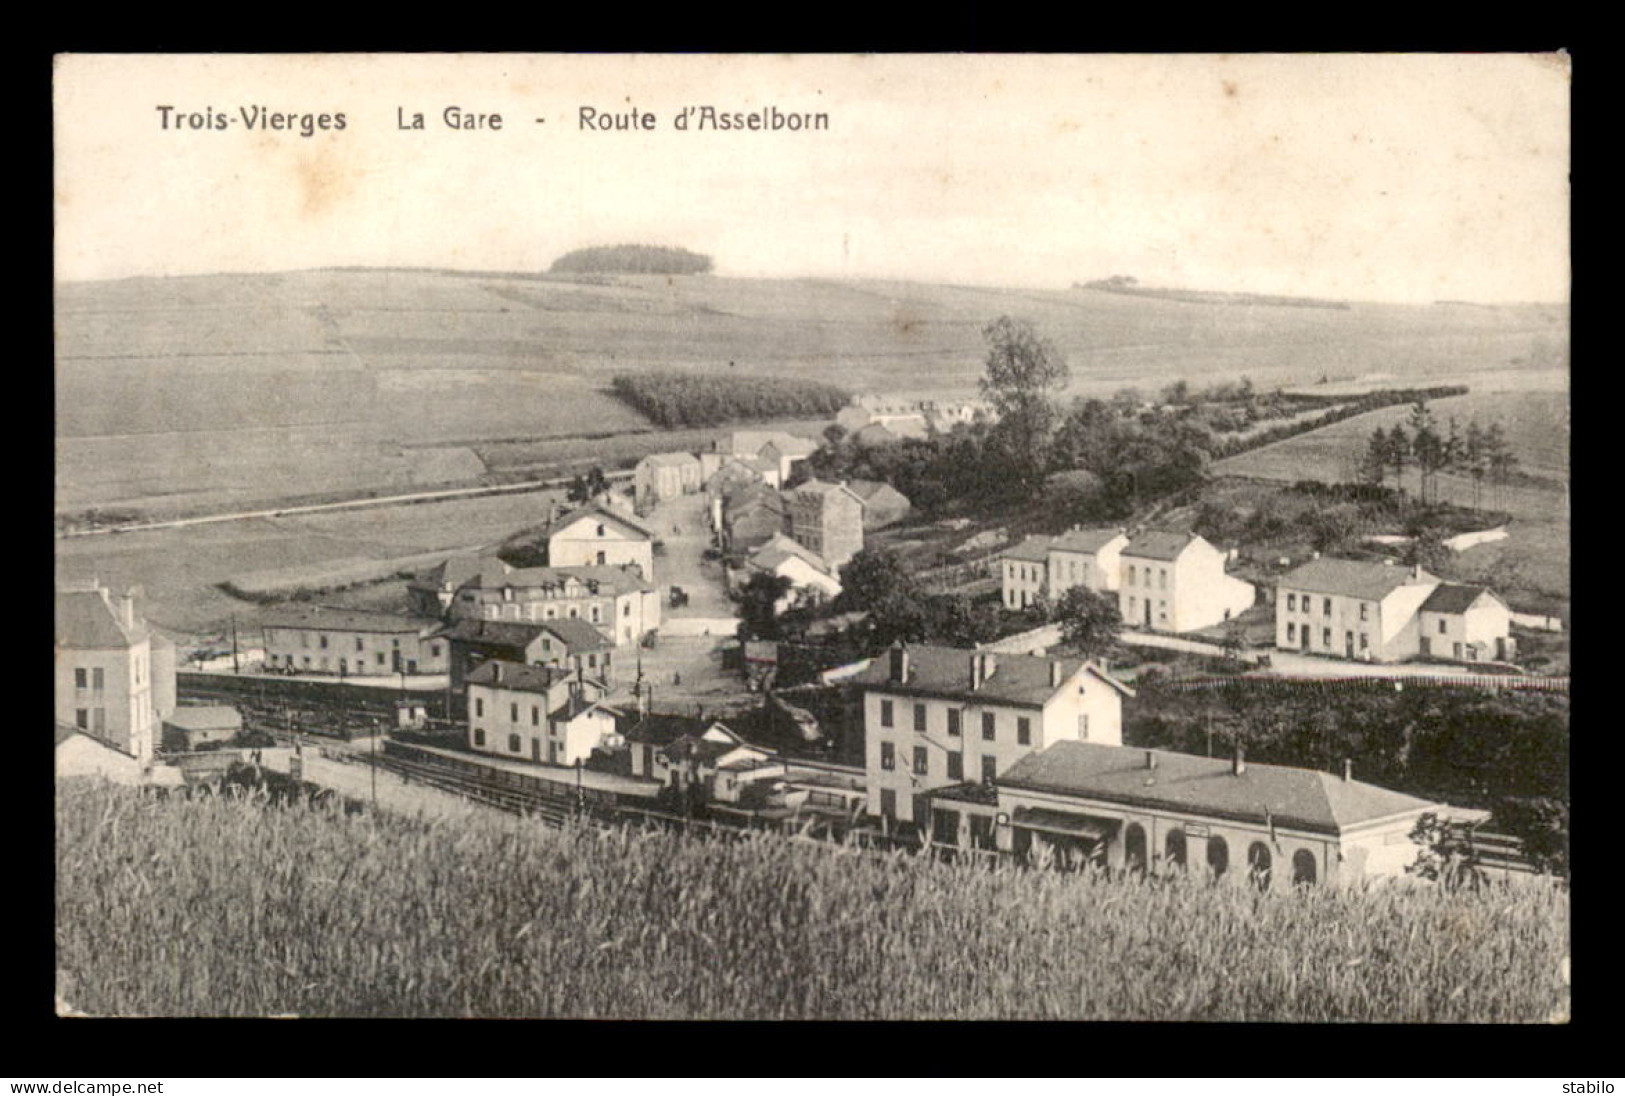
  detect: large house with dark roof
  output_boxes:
[940,741,1482,888]
[1119,530,1255,634]
[855,643,1134,826]
[56,581,176,766]
[259,605,447,676]
[431,554,661,647]
[444,616,617,692]
[466,660,618,766]
[1276,557,1513,663]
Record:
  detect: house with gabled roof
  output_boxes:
[442,556,661,648]
[847,479,911,530]
[1417,583,1514,663]
[1275,557,1441,663]
[999,535,1053,610]
[722,483,790,555]
[466,660,618,767]
[978,741,1481,888]
[259,605,448,677]
[745,534,842,614]
[633,451,704,510]
[786,479,865,570]
[621,713,772,796]
[546,502,657,576]
[56,581,176,766]
[856,643,1134,826]
[1119,530,1255,634]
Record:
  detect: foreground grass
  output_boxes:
[56,784,1569,1020]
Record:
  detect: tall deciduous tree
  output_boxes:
[1052,585,1123,658]
[979,316,1070,489]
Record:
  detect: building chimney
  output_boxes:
[1232,742,1246,777]
[980,652,996,683]
[1049,660,1063,687]
[113,591,137,632]
[969,653,983,690]
[1342,758,1353,783]
[889,644,909,683]
[1412,563,1423,580]
[492,663,503,684]
[1145,749,1157,771]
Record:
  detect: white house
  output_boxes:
[1000,536,1053,611]
[856,643,1134,826]
[56,581,176,767]
[547,503,657,576]
[1119,531,1255,634]
[1275,558,1442,662]
[1046,526,1130,597]
[466,660,618,767]
[1417,584,1515,663]
[633,452,703,509]
[744,534,843,614]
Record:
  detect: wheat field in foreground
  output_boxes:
[55,783,1569,1021]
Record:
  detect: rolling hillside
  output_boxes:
[56,268,1567,514]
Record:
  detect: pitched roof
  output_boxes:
[761,435,820,457]
[56,587,145,649]
[410,553,489,592]
[1001,535,1054,563]
[1280,557,1437,601]
[792,479,866,506]
[549,502,656,541]
[537,617,615,652]
[442,618,551,647]
[258,605,437,634]
[465,660,577,693]
[1420,583,1505,615]
[458,562,655,596]
[551,695,619,722]
[1122,530,1199,562]
[853,423,902,446]
[847,480,910,506]
[622,713,739,746]
[998,741,1443,837]
[640,451,702,469]
[749,534,833,577]
[1050,527,1127,554]
[725,483,786,513]
[853,645,1133,708]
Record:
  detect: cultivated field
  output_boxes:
[53,489,568,635]
[57,269,1567,513]
[56,784,1569,1021]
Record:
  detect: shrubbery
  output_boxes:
[549,244,712,275]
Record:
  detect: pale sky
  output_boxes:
[54,53,1571,303]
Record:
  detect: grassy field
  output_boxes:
[56,269,1566,512]
[1212,387,1570,610]
[55,783,1569,1021]
[53,488,569,635]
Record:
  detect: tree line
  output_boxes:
[1357,402,1522,507]
[610,371,853,428]
[549,245,713,275]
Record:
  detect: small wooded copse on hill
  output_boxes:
[549,244,713,275]
[610,371,852,428]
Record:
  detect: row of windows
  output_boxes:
[1124,596,1168,621]
[1125,564,1169,590]
[1286,623,1370,650]
[73,667,106,691]
[73,707,107,732]
[878,700,1031,744]
[293,631,430,652]
[879,741,999,783]
[1284,593,1369,621]
[268,652,427,671]
[1136,827,1317,887]
[471,727,567,763]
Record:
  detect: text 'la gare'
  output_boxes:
[397,107,503,131]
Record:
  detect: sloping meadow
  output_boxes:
[56,783,1568,1021]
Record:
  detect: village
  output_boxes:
[56,381,1565,891]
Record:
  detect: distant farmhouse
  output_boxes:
[835,393,989,442]
[1275,557,1514,664]
[1000,526,1129,611]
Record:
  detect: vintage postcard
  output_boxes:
[53,53,1569,1021]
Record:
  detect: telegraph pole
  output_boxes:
[230,614,241,674]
